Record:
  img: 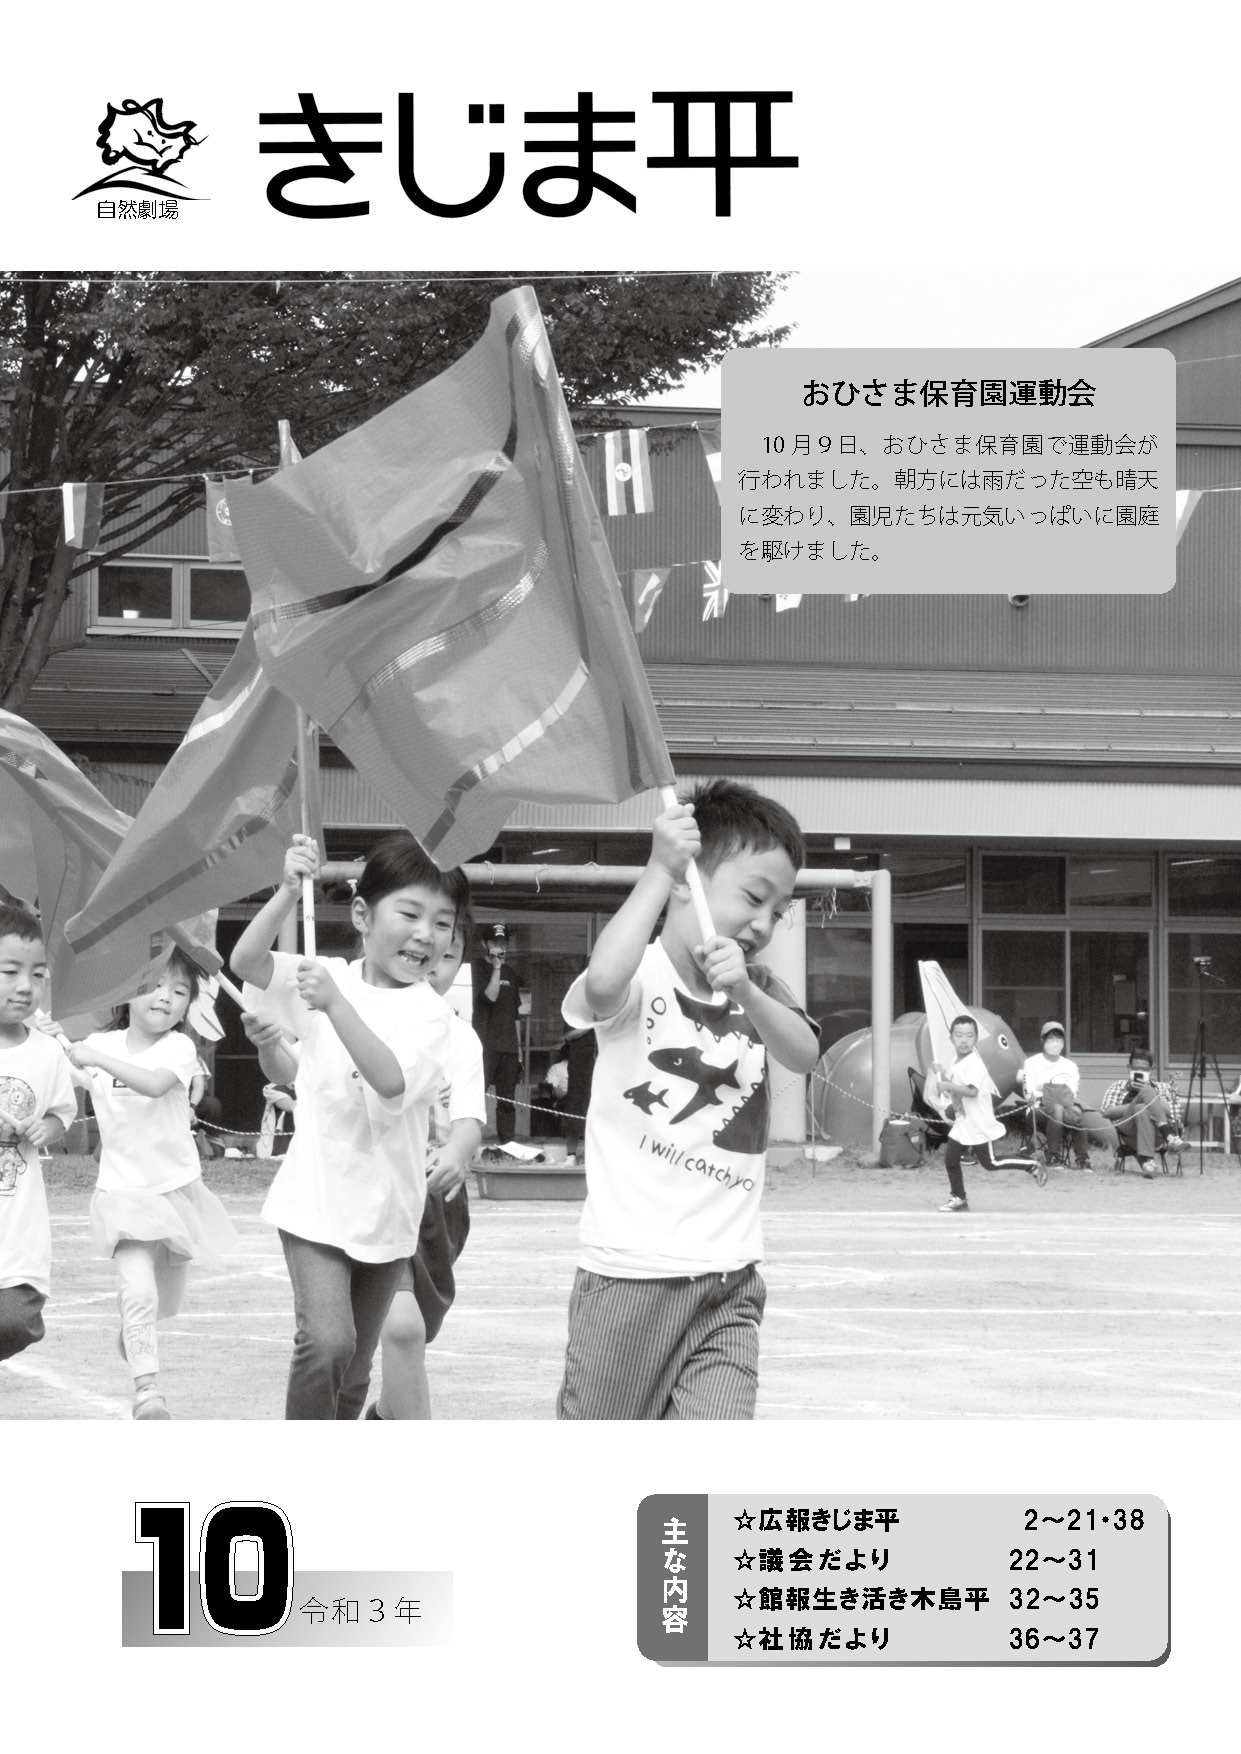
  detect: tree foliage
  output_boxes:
[0,271,788,708]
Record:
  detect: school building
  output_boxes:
[21,276,1241,1134]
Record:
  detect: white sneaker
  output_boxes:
[133,1384,171,1420]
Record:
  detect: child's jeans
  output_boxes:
[279,1230,406,1420]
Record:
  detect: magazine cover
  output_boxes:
[1,2,1235,1743]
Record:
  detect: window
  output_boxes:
[1070,932,1149,1054]
[1167,856,1241,918]
[806,925,872,1051]
[1168,934,1241,1057]
[982,930,1064,1050]
[981,854,1065,916]
[1068,857,1153,910]
[93,560,248,631]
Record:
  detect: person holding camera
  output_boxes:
[471,926,529,1148]
[1100,1048,1184,1177]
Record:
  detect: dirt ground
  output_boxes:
[4,1146,1240,1420]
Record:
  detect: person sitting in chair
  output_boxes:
[1100,1048,1184,1178]
[1019,1021,1116,1171]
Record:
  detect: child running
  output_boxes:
[66,950,237,1418]
[0,905,76,1369]
[368,922,484,1419]
[928,1012,1042,1214]
[231,832,462,1420]
[244,924,485,1421]
[557,779,821,1421]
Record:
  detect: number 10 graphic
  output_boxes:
[135,1502,294,1636]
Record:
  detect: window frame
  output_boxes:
[89,555,248,636]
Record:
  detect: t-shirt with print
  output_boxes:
[1021,1052,1081,1102]
[0,1026,77,1296]
[243,954,451,1263]
[945,1047,1006,1145]
[80,1028,201,1194]
[428,1011,487,1147]
[562,939,817,1278]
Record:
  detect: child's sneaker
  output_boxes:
[938,1196,969,1213]
[133,1384,171,1420]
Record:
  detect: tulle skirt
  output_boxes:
[91,1178,238,1262]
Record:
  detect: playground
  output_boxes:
[5,1148,1239,1421]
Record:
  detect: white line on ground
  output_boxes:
[1,1356,128,1414]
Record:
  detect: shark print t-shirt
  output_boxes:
[562,940,814,1278]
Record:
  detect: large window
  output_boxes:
[93,560,248,631]
[1070,932,1149,1053]
[982,930,1064,1051]
[807,925,873,1051]
[1168,934,1241,1057]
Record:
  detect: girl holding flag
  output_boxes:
[231,832,465,1420]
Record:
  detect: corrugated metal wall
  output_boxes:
[637,478,1241,676]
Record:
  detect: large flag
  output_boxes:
[64,622,317,962]
[0,710,218,1029]
[227,285,674,868]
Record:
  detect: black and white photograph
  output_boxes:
[1,2,1238,1746]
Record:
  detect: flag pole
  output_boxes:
[168,925,246,1009]
[658,785,717,943]
[296,708,319,961]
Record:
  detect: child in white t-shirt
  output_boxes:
[232,833,462,1421]
[67,949,237,1419]
[557,779,821,1421]
[928,1013,1042,1214]
[0,906,77,1367]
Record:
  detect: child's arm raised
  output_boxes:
[584,803,701,1019]
[67,1042,181,1098]
[230,835,319,990]
[294,962,405,1101]
[697,939,822,1074]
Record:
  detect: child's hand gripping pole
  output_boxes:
[658,785,725,1004]
[658,785,717,943]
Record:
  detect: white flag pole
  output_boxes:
[296,708,318,961]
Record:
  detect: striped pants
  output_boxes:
[556,1264,766,1421]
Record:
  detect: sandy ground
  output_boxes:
[3,1148,1239,1420]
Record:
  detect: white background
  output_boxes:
[3,2,1239,1745]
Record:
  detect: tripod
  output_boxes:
[1183,962,1232,1176]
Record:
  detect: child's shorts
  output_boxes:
[91,1178,238,1261]
[557,1263,766,1421]
[0,1283,46,1362]
[396,1186,470,1344]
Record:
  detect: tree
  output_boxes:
[0,271,788,708]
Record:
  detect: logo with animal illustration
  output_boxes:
[74,98,204,203]
[624,980,773,1156]
[0,1075,35,1195]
